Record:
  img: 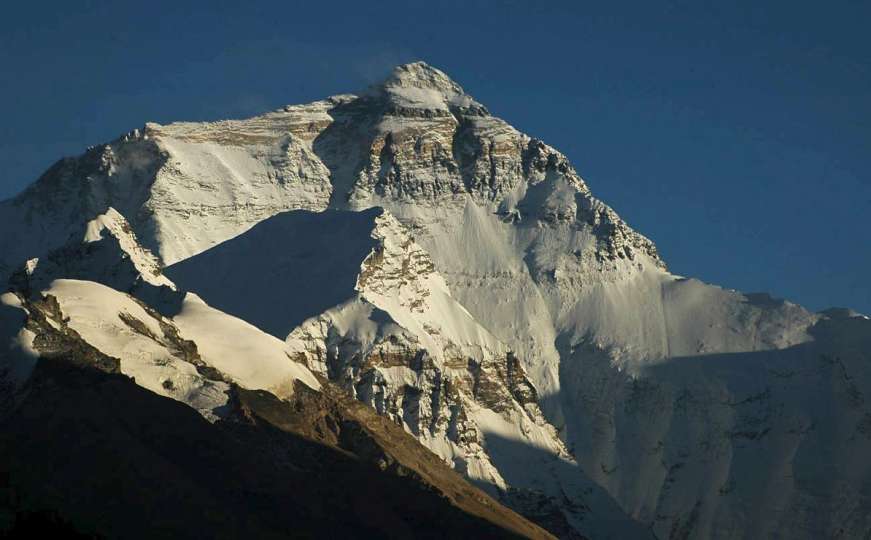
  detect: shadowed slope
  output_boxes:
[166,208,381,336]
[554,314,871,539]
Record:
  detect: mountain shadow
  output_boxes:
[478,432,656,540]
[311,95,385,210]
[552,314,871,539]
[166,208,381,337]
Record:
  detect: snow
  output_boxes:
[138,113,335,265]
[82,208,176,289]
[377,60,473,112]
[44,279,320,410]
[356,210,510,361]
[386,85,453,112]
[3,276,321,420]
[172,292,320,396]
[45,279,231,420]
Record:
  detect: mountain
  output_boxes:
[0,262,551,538]
[2,61,870,539]
[0,292,551,539]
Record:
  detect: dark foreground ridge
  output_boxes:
[0,355,553,539]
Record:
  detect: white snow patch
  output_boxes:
[173,293,321,396]
[45,280,230,421]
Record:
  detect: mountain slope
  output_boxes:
[0,212,552,538]
[167,206,648,538]
[0,279,553,539]
[2,61,870,539]
[0,358,551,539]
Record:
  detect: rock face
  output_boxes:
[2,62,870,539]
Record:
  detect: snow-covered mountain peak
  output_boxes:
[4,63,871,540]
[367,61,488,117]
[383,61,464,94]
[0,62,660,274]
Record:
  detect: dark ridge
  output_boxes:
[0,357,550,539]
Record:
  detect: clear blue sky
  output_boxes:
[1,1,869,313]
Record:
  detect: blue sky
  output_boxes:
[1,1,869,313]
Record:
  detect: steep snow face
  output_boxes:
[141,109,336,265]
[3,61,870,539]
[0,102,338,274]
